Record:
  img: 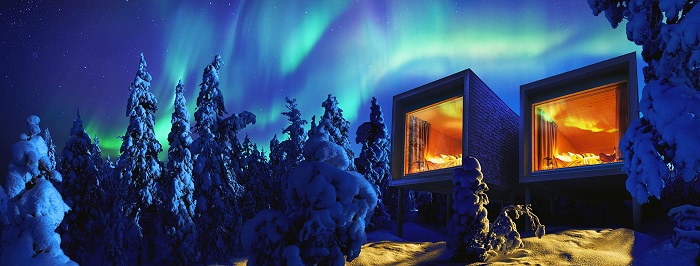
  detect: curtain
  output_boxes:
[617,83,628,153]
[537,114,557,170]
[408,116,431,173]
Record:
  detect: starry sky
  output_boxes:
[0,0,642,174]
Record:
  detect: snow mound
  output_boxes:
[347,228,662,265]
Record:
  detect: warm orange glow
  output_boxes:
[405,96,463,175]
[532,82,628,172]
[563,116,618,133]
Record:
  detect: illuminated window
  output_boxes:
[532,82,629,171]
[404,96,463,175]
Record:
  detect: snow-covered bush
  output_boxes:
[668,204,700,264]
[58,110,105,263]
[243,118,378,265]
[355,97,392,229]
[589,0,700,204]
[160,80,198,264]
[1,115,76,265]
[488,204,545,255]
[447,156,490,262]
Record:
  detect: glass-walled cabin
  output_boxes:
[520,52,638,182]
[532,82,629,171]
[404,96,463,175]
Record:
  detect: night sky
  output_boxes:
[1,1,642,175]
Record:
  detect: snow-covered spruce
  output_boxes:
[160,80,198,264]
[668,204,700,264]
[319,94,355,170]
[281,97,307,169]
[243,119,378,265]
[488,204,545,255]
[239,135,273,221]
[111,53,165,264]
[1,115,76,265]
[192,54,254,262]
[267,97,307,212]
[268,135,286,210]
[58,110,105,263]
[447,156,490,262]
[589,0,700,205]
[355,97,392,229]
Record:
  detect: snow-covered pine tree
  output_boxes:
[269,97,307,212]
[58,110,105,263]
[160,80,198,264]
[219,109,256,196]
[355,97,392,229]
[320,94,355,170]
[43,128,57,172]
[281,97,307,167]
[192,54,254,262]
[240,135,273,221]
[307,115,317,141]
[267,135,285,211]
[90,136,105,178]
[113,53,164,264]
[447,156,490,263]
[588,1,700,205]
[42,127,64,189]
[1,115,76,265]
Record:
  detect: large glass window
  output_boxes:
[404,96,463,175]
[532,82,629,171]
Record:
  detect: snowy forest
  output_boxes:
[1,0,700,265]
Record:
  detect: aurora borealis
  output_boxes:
[1,0,642,173]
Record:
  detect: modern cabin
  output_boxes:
[519,52,638,200]
[390,69,520,235]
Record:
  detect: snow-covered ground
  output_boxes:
[232,222,698,265]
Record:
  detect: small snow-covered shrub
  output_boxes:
[489,204,545,255]
[668,204,700,264]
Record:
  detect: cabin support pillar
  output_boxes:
[550,194,557,216]
[632,199,641,231]
[524,186,532,232]
[397,187,404,238]
[446,194,452,225]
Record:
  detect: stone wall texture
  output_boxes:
[467,71,519,189]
